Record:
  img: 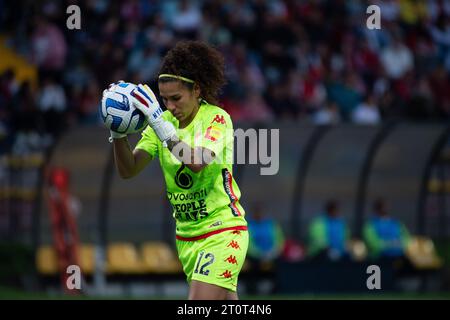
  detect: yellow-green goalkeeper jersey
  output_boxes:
[135,101,247,240]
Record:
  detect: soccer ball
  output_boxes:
[100,82,148,134]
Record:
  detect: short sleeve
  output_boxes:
[198,110,233,163]
[135,126,159,158]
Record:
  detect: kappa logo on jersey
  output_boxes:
[205,125,222,142]
[211,114,226,125]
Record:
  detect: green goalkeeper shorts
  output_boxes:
[176,228,249,292]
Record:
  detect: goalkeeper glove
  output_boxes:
[108,130,127,143]
[131,84,176,143]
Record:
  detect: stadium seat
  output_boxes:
[428,179,450,193]
[347,239,368,262]
[37,244,96,275]
[36,245,59,275]
[405,236,443,270]
[106,242,145,274]
[140,242,182,273]
[78,244,95,275]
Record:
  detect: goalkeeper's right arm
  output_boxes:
[112,137,152,179]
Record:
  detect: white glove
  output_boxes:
[131,84,176,143]
[108,130,126,143]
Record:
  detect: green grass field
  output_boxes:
[1,286,449,300]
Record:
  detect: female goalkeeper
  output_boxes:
[109,41,248,300]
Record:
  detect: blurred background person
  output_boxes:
[363,198,411,262]
[308,200,350,261]
[351,93,382,125]
[313,100,342,125]
[246,203,285,294]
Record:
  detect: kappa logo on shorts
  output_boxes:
[221,270,232,278]
[225,255,238,265]
[227,240,240,249]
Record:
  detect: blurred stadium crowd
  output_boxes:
[1,0,450,155]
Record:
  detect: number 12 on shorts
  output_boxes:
[194,251,215,276]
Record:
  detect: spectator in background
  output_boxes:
[308,200,350,261]
[0,69,18,101]
[351,93,381,125]
[363,198,411,261]
[120,0,142,23]
[407,75,436,120]
[313,101,341,125]
[12,81,40,132]
[145,15,174,53]
[326,72,363,120]
[128,44,161,83]
[380,31,414,80]
[2,0,450,152]
[246,203,285,294]
[31,16,67,73]
[264,83,300,119]
[77,80,101,125]
[171,0,202,39]
[37,76,67,137]
[298,69,327,114]
[428,64,450,118]
[0,69,16,147]
[428,14,450,72]
[247,203,285,268]
[398,0,428,27]
[375,0,400,23]
[240,90,274,123]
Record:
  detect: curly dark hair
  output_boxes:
[158,41,226,105]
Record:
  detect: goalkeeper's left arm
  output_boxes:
[131,84,215,173]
